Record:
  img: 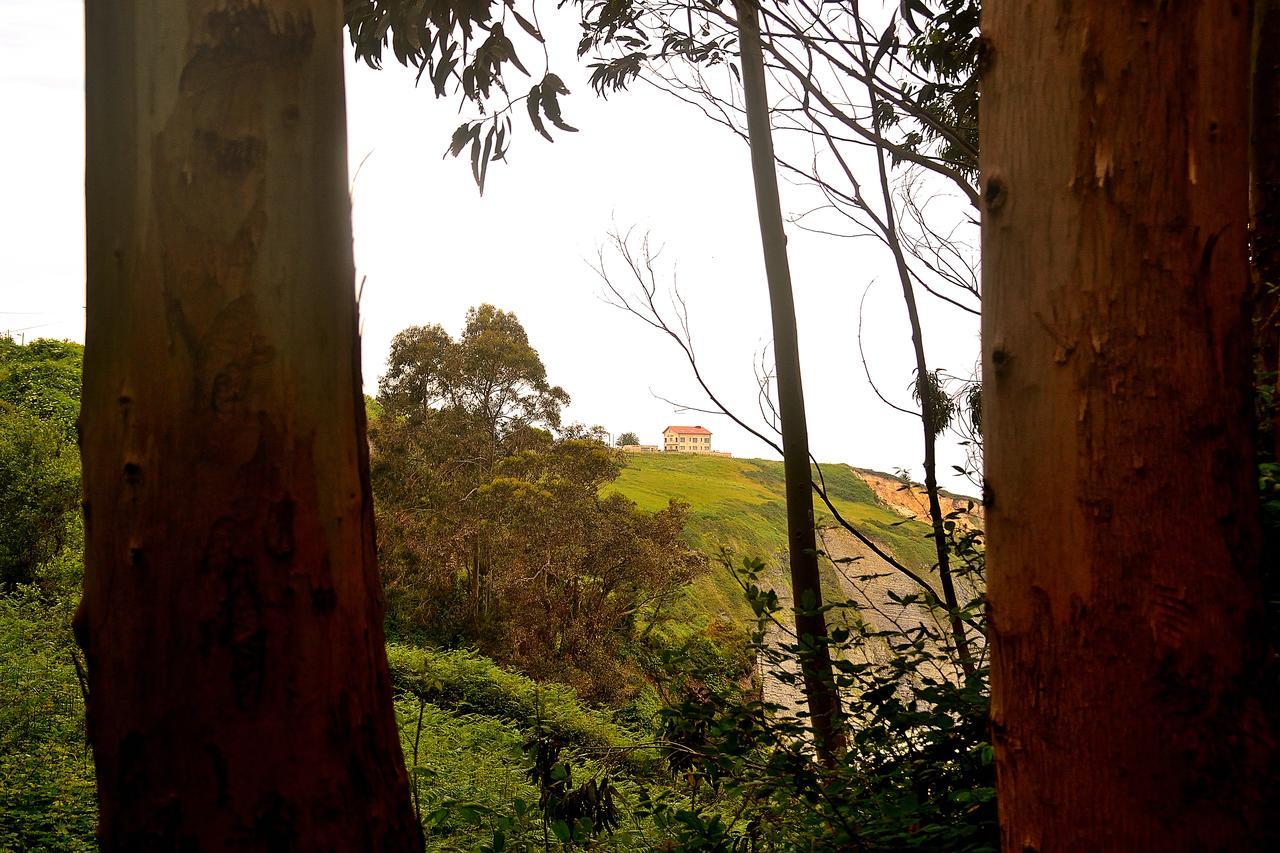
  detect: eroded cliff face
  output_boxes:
[853,469,983,531]
[759,480,984,723]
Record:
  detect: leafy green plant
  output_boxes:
[0,587,96,851]
[0,338,83,440]
[386,644,662,768]
[0,405,82,590]
[0,339,83,591]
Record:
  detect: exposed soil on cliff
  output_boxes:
[852,468,983,531]
[759,508,984,722]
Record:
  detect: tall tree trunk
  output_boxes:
[734,0,844,764]
[982,2,1275,848]
[851,15,976,675]
[79,2,421,848]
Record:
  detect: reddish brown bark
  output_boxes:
[982,1,1275,849]
[79,1,421,848]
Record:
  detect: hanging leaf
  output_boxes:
[477,125,495,194]
[508,6,544,44]
[588,53,645,96]
[501,35,528,77]
[542,72,568,96]
[871,13,898,70]
[492,123,507,161]
[540,73,577,132]
[901,0,931,34]
[430,42,456,96]
[462,65,476,101]
[446,122,472,158]
[911,369,957,439]
[483,23,528,77]
[527,84,552,142]
[470,133,482,187]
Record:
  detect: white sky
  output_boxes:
[0,0,979,491]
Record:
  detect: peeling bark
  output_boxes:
[80,1,421,847]
[982,1,1275,848]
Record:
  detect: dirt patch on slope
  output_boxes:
[853,469,983,531]
[758,524,982,721]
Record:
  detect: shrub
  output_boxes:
[0,587,96,850]
[385,644,655,770]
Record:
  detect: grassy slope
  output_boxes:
[608,454,937,630]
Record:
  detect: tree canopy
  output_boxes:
[372,307,703,697]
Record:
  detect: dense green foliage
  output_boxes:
[1,582,745,851]
[387,645,663,850]
[388,645,646,760]
[2,333,993,850]
[897,0,981,179]
[372,308,705,699]
[0,406,81,590]
[0,340,82,590]
[0,585,96,852]
[0,338,83,438]
[0,338,94,848]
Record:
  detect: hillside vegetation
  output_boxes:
[2,337,996,849]
[609,453,943,629]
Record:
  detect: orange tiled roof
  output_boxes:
[663,425,712,436]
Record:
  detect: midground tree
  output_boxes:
[79,1,420,847]
[371,310,702,696]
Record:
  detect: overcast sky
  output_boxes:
[1,0,980,492]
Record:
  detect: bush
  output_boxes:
[0,338,83,592]
[0,405,81,590]
[386,644,655,770]
[0,338,82,441]
[0,587,96,850]
[387,644,701,850]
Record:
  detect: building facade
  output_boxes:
[663,425,714,454]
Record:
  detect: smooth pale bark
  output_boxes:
[734,0,844,763]
[982,2,1274,848]
[79,1,420,847]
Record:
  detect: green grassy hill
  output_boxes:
[608,453,939,630]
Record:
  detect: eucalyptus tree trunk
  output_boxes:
[734,0,844,764]
[982,2,1275,848]
[79,1,420,847]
